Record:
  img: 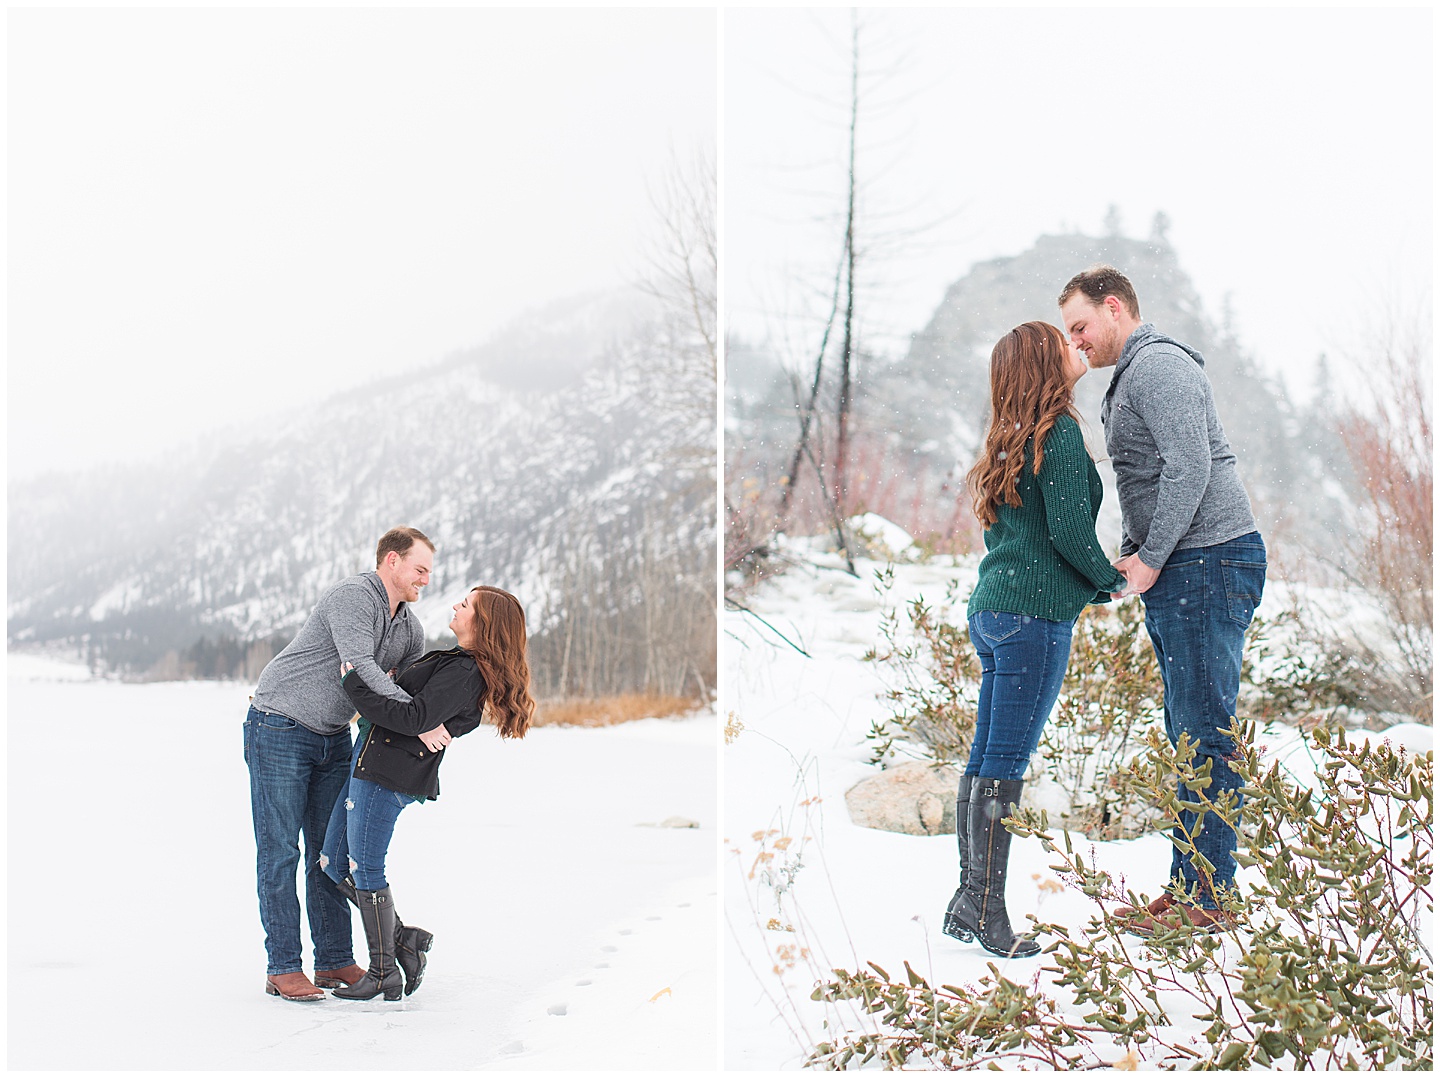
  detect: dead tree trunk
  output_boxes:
[834,13,859,514]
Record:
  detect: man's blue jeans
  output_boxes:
[1141,531,1266,908]
[243,705,355,975]
[320,742,412,893]
[965,610,1074,780]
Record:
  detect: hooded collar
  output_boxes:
[1101,323,1206,425]
[365,570,408,621]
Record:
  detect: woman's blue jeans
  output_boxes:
[964,610,1074,780]
[320,742,412,892]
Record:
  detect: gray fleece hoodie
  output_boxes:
[1101,324,1257,569]
[252,571,424,735]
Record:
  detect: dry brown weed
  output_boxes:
[531,692,701,728]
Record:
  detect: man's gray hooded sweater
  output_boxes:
[1101,323,1257,569]
[252,571,425,735]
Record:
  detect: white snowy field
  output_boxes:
[723,534,1431,1069]
[7,654,718,1071]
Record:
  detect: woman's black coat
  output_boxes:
[342,647,486,800]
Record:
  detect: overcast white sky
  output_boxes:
[8,7,716,480]
[7,7,1432,482]
[726,6,1433,402]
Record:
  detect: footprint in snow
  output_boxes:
[547,1003,567,1016]
[601,945,618,952]
[645,915,661,921]
[594,962,610,969]
[575,979,592,986]
[501,1041,524,1056]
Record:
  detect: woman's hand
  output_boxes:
[418,724,453,753]
[1111,564,1131,600]
[340,661,354,679]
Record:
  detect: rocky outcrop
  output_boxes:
[844,761,961,837]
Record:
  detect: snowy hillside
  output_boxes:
[726,230,1351,554]
[8,288,716,693]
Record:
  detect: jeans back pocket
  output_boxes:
[973,610,1027,645]
[1221,559,1266,628]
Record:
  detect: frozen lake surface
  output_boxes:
[7,655,718,1070]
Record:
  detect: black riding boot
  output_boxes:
[334,874,431,995]
[942,774,975,940]
[945,778,1040,958]
[332,886,404,1001]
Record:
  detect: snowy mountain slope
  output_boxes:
[9,288,716,691]
[726,230,1350,550]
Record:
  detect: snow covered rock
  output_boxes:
[844,761,960,836]
[847,513,918,561]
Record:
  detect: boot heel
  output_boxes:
[943,887,977,943]
[264,982,279,996]
[384,985,403,1001]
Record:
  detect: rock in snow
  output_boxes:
[845,760,961,836]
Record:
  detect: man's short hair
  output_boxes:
[1058,264,1141,320]
[375,526,435,566]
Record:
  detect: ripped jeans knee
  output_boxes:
[341,778,409,892]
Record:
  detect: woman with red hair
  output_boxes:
[942,322,1129,959]
[318,585,536,1000]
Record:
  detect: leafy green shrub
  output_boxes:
[809,720,1433,1070]
[862,567,1379,840]
[1239,607,1367,719]
[1037,601,1165,839]
[811,960,1107,1070]
[862,568,979,768]
[863,571,1167,836]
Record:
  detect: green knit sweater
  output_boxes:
[967,415,1127,623]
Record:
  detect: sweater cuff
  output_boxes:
[1136,546,1169,571]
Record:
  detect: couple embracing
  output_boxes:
[244,526,537,1001]
[943,266,1266,958]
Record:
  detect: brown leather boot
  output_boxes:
[1126,901,1241,937]
[1114,893,1178,922]
[265,971,326,1001]
[314,964,367,988]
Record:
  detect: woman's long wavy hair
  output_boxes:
[460,586,536,739]
[965,321,1081,529]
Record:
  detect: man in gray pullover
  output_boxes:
[1060,266,1265,934]
[245,526,431,1000]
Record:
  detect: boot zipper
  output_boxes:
[978,781,996,929]
[371,891,386,985]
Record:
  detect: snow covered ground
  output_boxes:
[7,654,718,1070]
[723,535,1431,1069]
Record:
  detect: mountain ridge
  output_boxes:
[9,286,717,696]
